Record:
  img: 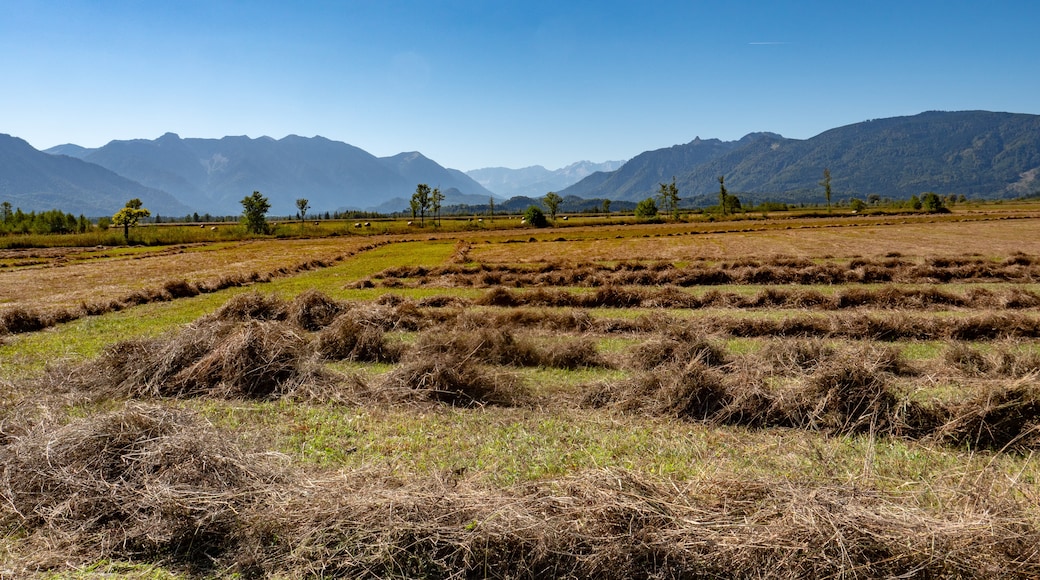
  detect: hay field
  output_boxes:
[2,213,1040,578]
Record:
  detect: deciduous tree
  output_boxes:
[657,178,681,220]
[112,198,151,242]
[240,191,271,234]
[718,176,728,216]
[431,187,444,226]
[543,191,563,223]
[524,206,548,227]
[295,198,310,224]
[820,168,832,213]
[412,184,431,226]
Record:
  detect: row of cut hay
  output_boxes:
[374,255,1040,288]
[942,342,1040,378]
[0,404,272,572]
[454,305,1040,342]
[3,404,1039,578]
[473,284,1040,311]
[34,291,524,407]
[65,319,322,400]
[588,343,1040,450]
[414,325,606,370]
[0,241,388,338]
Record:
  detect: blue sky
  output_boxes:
[2,0,1038,171]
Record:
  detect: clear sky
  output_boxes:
[2,0,1038,171]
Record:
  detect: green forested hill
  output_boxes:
[561,111,1040,205]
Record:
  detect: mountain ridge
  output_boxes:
[559,111,1040,204]
[8,110,1040,216]
[0,134,192,216]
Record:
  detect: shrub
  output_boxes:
[634,198,658,219]
[524,206,548,227]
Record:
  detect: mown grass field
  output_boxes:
[2,209,1040,578]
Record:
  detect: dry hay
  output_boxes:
[374,254,1040,290]
[315,313,401,363]
[782,346,909,435]
[381,350,529,407]
[3,409,1040,576]
[628,335,728,371]
[934,378,1040,450]
[0,306,54,335]
[236,470,1040,578]
[758,337,836,374]
[0,404,271,570]
[286,288,347,331]
[415,325,605,370]
[586,361,732,421]
[68,319,319,400]
[205,290,288,323]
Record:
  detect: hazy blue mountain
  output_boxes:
[379,152,496,201]
[43,143,93,158]
[367,187,498,215]
[0,134,191,216]
[558,135,769,201]
[467,160,625,198]
[47,134,493,215]
[561,112,1040,205]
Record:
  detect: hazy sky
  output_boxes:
[3,0,1038,171]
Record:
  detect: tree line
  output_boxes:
[0,202,93,235]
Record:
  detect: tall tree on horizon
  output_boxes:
[820,168,832,213]
[112,198,151,242]
[412,184,431,226]
[240,191,270,235]
[657,177,681,220]
[543,191,563,223]
[431,187,444,226]
[718,176,728,216]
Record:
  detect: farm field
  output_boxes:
[2,211,1040,578]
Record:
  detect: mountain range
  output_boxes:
[560,111,1040,205]
[2,110,1038,217]
[466,160,625,198]
[42,133,498,216]
[0,134,191,216]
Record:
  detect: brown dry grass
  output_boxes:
[0,237,383,318]
[468,217,1040,263]
[3,404,1039,578]
[5,218,1040,577]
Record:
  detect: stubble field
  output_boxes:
[2,211,1040,578]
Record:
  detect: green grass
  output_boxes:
[262,240,457,298]
[40,560,186,579]
[198,400,1040,491]
[0,240,458,379]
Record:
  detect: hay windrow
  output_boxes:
[413,325,605,370]
[381,350,529,407]
[315,313,402,363]
[934,378,1040,450]
[287,288,348,331]
[5,404,1040,578]
[64,319,322,400]
[0,404,272,569]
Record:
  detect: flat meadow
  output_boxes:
[2,209,1040,578]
